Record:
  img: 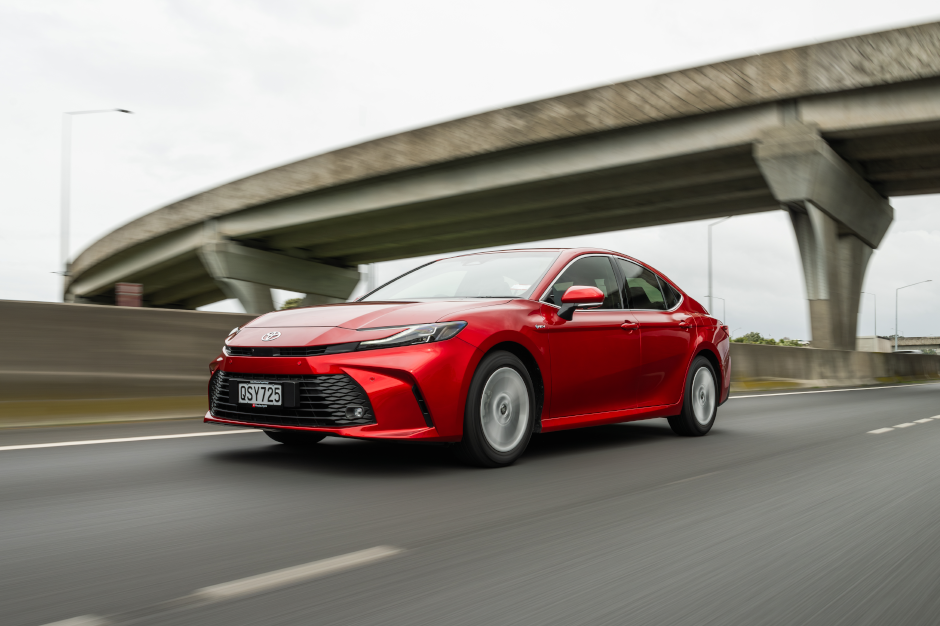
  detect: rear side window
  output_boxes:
[544,256,623,309]
[616,259,666,310]
[660,279,682,309]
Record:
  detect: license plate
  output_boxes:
[238,382,282,406]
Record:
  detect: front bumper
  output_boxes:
[205,338,479,441]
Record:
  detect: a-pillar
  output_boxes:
[755,124,893,350]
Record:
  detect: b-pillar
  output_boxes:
[755,124,893,350]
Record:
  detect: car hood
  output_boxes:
[245,300,511,330]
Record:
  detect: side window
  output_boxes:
[661,279,681,309]
[543,256,623,309]
[616,259,666,310]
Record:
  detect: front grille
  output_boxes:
[225,343,359,357]
[210,371,375,428]
[225,346,328,357]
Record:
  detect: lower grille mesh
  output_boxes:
[210,371,375,427]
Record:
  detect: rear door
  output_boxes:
[615,259,695,408]
[544,255,641,418]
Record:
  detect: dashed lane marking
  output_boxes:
[663,471,721,486]
[40,547,404,626]
[868,418,940,434]
[191,546,403,602]
[39,616,108,626]
[0,430,258,452]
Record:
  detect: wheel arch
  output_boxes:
[693,346,722,396]
[483,341,546,433]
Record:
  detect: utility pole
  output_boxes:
[60,108,133,298]
[707,216,731,315]
[895,280,931,351]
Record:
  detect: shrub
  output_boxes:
[732,332,804,347]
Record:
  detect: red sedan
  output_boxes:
[206,248,730,467]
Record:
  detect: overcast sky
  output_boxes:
[2,0,939,340]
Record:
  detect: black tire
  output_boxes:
[264,430,327,446]
[668,356,718,437]
[457,351,535,467]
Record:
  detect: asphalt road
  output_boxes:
[3,383,940,626]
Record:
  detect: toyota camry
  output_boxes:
[206,248,731,466]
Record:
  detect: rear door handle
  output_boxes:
[621,321,638,331]
[678,318,693,328]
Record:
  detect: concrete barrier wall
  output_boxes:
[730,343,940,391]
[0,300,254,427]
[1,300,938,427]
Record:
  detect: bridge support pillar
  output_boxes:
[198,239,360,315]
[755,124,893,350]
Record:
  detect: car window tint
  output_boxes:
[661,279,681,309]
[544,256,622,309]
[616,259,666,310]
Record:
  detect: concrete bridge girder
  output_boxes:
[755,125,894,350]
[197,240,360,315]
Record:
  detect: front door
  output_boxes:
[615,258,694,408]
[544,255,641,418]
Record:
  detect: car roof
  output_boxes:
[438,247,685,297]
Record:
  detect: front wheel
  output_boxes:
[457,351,535,467]
[265,430,326,446]
[668,356,718,437]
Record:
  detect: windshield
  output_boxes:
[361,251,560,301]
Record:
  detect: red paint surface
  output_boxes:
[207,248,731,441]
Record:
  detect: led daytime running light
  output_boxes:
[358,321,467,349]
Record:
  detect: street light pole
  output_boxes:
[707,216,731,315]
[861,292,876,338]
[702,295,726,322]
[895,280,931,351]
[60,108,133,298]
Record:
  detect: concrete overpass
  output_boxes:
[67,22,940,350]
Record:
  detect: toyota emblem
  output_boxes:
[261,331,281,342]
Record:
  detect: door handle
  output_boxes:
[678,318,693,329]
[621,321,638,331]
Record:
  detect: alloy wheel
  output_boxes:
[480,367,530,452]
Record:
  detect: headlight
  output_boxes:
[358,321,467,350]
[225,327,241,345]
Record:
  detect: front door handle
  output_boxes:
[621,321,638,331]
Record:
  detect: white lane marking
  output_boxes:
[868,428,895,434]
[932,415,940,419]
[191,546,403,602]
[894,423,916,428]
[664,471,721,486]
[914,418,934,423]
[732,382,940,399]
[40,616,109,626]
[0,430,258,452]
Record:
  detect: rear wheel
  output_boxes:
[264,430,326,446]
[668,356,718,437]
[457,351,534,467]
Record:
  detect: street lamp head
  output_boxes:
[115,109,134,114]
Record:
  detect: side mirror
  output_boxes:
[558,285,605,321]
